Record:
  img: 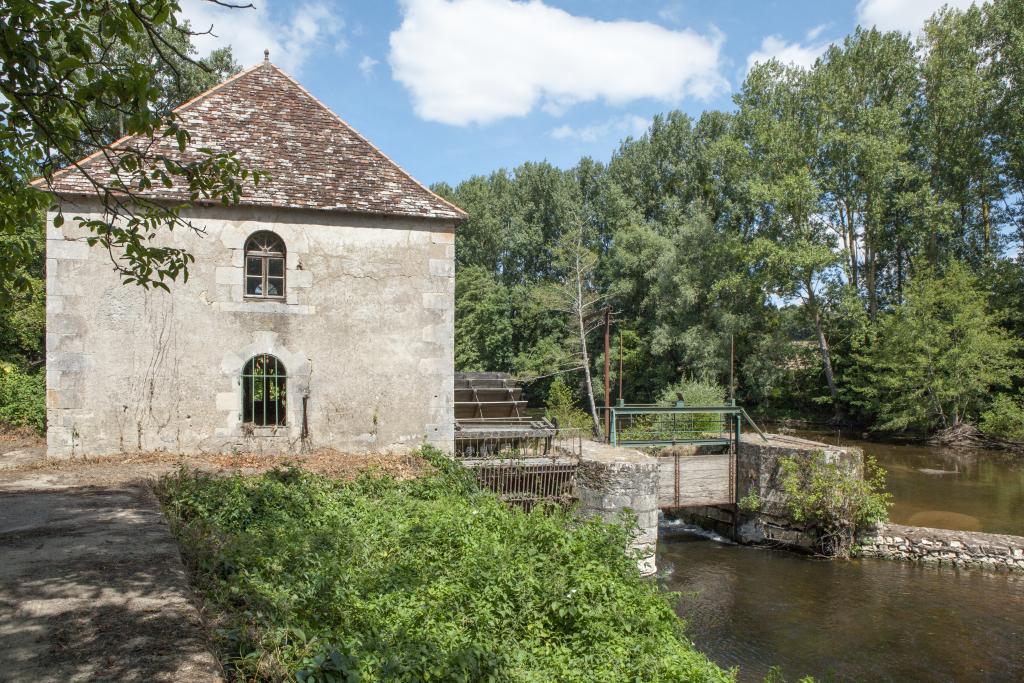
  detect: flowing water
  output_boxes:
[659,432,1024,682]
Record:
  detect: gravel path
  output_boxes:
[0,484,222,682]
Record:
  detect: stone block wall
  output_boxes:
[858,523,1024,571]
[46,200,456,457]
[733,434,862,549]
[576,441,659,575]
[666,434,863,552]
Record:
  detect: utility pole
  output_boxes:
[618,330,623,402]
[730,334,735,404]
[603,307,611,440]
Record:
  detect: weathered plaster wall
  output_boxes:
[46,200,456,457]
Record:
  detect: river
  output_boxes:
[659,431,1024,682]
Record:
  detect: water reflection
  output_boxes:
[660,530,1024,682]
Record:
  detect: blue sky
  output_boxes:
[180,0,974,187]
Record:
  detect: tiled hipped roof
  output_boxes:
[45,62,466,221]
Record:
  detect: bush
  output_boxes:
[657,378,726,408]
[779,451,890,558]
[618,378,728,440]
[156,452,732,683]
[544,375,593,431]
[979,394,1024,441]
[0,362,45,434]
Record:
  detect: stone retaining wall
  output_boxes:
[858,523,1024,571]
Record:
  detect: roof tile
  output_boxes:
[46,62,466,221]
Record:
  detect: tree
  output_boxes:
[454,266,515,372]
[734,61,844,415]
[858,260,1020,432]
[537,221,605,436]
[0,0,256,302]
[813,28,923,315]
[920,5,1006,264]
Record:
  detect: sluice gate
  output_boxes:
[608,402,768,509]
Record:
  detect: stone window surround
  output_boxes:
[216,332,311,439]
[214,221,315,315]
[243,230,288,301]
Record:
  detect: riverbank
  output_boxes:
[763,417,1024,455]
[858,522,1024,570]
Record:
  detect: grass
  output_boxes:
[156,448,733,683]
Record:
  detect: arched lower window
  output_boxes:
[244,231,286,299]
[242,354,287,426]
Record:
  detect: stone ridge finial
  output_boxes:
[264,49,270,62]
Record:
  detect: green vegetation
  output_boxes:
[0,363,45,434]
[544,375,593,431]
[2,0,250,300]
[854,261,1020,432]
[157,453,733,683]
[980,394,1024,441]
[438,0,1024,438]
[779,452,891,557]
[737,490,762,515]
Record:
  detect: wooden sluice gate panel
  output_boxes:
[657,452,735,508]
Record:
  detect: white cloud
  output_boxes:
[806,23,829,41]
[359,55,379,79]
[549,114,650,143]
[179,0,345,74]
[856,0,978,33]
[657,3,686,25]
[746,34,829,72]
[389,0,727,126]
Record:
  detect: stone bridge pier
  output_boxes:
[576,441,659,576]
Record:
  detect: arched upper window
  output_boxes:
[244,231,286,300]
[242,354,287,426]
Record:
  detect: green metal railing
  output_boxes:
[608,400,768,448]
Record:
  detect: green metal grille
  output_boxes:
[242,354,287,426]
[609,403,767,448]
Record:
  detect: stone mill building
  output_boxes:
[43,58,465,457]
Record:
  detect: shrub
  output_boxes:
[619,378,728,441]
[779,451,890,557]
[156,452,732,683]
[979,394,1024,441]
[737,490,762,514]
[544,375,593,431]
[657,378,726,408]
[0,362,45,434]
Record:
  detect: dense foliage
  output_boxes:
[0,4,242,432]
[437,0,1024,435]
[0,362,45,433]
[1,0,252,300]
[157,455,733,683]
[779,452,891,557]
[980,394,1024,441]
